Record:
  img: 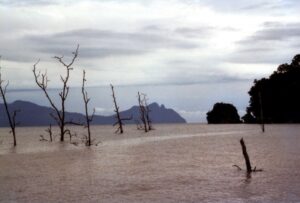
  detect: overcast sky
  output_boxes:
[1,0,300,122]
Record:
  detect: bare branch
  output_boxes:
[65,120,83,126]
[33,45,79,142]
[111,84,126,134]
[3,80,9,95]
[82,69,93,146]
[0,61,17,146]
[137,92,152,132]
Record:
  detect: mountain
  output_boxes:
[0,100,186,127]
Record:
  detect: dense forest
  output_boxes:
[243,54,300,123]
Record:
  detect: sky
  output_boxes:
[1,0,300,122]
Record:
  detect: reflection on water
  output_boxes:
[0,124,300,203]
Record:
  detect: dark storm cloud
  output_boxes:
[23,29,198,58]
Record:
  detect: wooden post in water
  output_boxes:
[258,92,265,132]
[240,138,252,173]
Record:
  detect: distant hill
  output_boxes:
[0,100,186,127]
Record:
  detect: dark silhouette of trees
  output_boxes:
[0,60,19,146]
[241,109,256,124]
[82,70,94,146]
[33,45,79,142]
[137,92,152,132]
[110,84,132,134]
[244,54,300,123]
[207,102,241,124]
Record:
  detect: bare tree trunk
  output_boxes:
[137,92,152,132]
[33,45,79,142]
[82,70,94,146]
[0,61,18,146]
[46,124,53,142]
[111,84,124,134]
[110,84,132,134]
[240,138,252,173]
[144,95,152,131]
[258,92,265,132]
[138,92,148,132]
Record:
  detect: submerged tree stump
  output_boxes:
[240,138,252,173]
[235,138,263,173]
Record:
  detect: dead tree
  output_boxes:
[0,59,19,146]
[137,92,152,132]
[143,93,152,131]
[33,45,79,142]
[240,138,252,173]
[39,124,53,142]
[110,84,132,134]
[138,92,148,132]
[234,138,263,173]
[259,92,265,132]
[46,124,53,142]
[82,70,94,146]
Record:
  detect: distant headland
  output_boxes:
[0,100,186,127]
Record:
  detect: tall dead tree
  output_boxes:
[33,45,79,142]
[110,84,131,134]
[137,92,152,132]
[258,92,265,132]
[82,70,94,146]
[138,92,148,132]
[143,93,152,131]
[138,92,147,132]
[0,60,18,146]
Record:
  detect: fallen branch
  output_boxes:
[232,164,242,170]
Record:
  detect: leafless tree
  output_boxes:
[0,58,19,146]
[110,84,132,134]
[39,124,53,142]
[46,124,53,142]
[82,70,95,146]
[259,92,265,133]
[143,93,152,131]
[137,92,152,132]
[138,92,148,132]
[33,45,79,142]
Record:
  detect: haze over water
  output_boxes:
[1,124,300,203]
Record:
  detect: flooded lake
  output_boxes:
[1,124,300,203]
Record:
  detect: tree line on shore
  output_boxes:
[207,54,300,125]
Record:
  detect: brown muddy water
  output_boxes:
[0,124,300,203]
